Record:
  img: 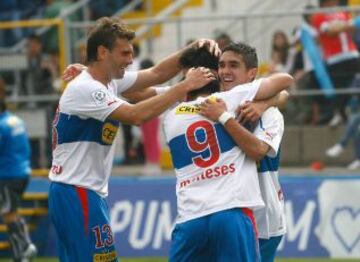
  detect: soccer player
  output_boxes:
[48,17,217,261]
[163,47,293,261]
[0,77,37,261]
[200,42,287,262]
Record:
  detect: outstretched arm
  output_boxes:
[109,67,215,125]
[254,73,293,101]
[131,39,221,91]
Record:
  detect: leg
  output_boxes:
[169,217,210,262]
[49,182,118,262]
[259,236,283,262]
[208,208,260,262]
[0,179,36,261]
[339,113,360,146]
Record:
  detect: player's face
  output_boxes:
[218,51,256,91]
[107,38,134,79]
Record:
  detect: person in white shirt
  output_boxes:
[164,46,292,261]
[200,42,288,262]
[48,17,219,261]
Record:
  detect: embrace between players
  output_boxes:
[50,17,292,262]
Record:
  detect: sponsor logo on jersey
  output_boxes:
[93,251,117,262]
[175,105,200,115]
[102,123,118,144]
[179,163,236,188]
[175,96,217,115]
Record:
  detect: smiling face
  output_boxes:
[107,38,134,79]
[218,50,257,91]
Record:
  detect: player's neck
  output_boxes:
[87,64,112,86]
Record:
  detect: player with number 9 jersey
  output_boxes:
[165,79,264,262]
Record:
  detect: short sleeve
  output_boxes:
[113,71,138,95]
[60,80,127,122]
[253,108,284,157]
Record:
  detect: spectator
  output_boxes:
[23,34,58,100]
[293,5,334,125]
[23,34,58,168]
[326,111,360,169]
[269,30,291,73]
[312,0,360,126]
[0,77,37,261]
[214,31,233,51]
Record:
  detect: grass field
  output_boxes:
[0,258,359,262]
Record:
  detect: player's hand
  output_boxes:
[183,67,216,91]
[236,101,266,124]
[62,63,87,82]
[199,98,227,122]
[191,39,222,57]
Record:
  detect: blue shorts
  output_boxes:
[49,182,118,262]
[169,208,260,262]
[259,235,283,262]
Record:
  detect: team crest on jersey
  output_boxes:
[92,91,107,105]
[102,123,118,144]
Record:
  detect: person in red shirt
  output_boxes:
[312,0,360,125]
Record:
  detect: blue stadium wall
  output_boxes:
[27,175,360,259]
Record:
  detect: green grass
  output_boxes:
[0,258,359,262]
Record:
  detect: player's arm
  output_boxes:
[122,86,172,103]
[199,99,270,161]
[254,73,293,101]
[128,39,221,91]
[237,90,289,123]
[108,68,215,125]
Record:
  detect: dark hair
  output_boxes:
[86,17,135,63]
[188,80,220,100]
[222,42,258,69]
[140,58,154,69]
[179,46,220,99]
[179,46,219,70]
[271,31,289,65]
[215,32,232,42]
[303,5,315,23]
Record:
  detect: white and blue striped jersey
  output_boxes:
[49,70,137,197]
[253,107,286,239]
[163,79,265,224]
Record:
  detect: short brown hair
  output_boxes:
[86,17,135,63]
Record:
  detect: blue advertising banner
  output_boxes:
[29,175,359,258]
[106,176,360,259]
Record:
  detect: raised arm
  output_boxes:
[254,73,293,101]
[109,67,215,125]
[130,39,221,91]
